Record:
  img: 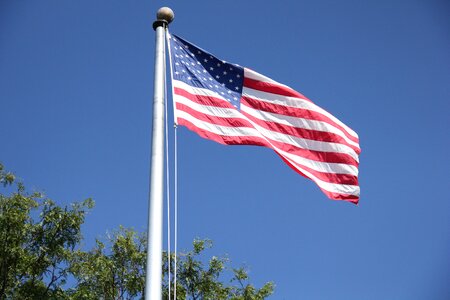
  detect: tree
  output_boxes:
[69,227,147,299]
[69,233,274,300]
[0,164,274,299]
[163,239,274,300]
[0,163,93,300]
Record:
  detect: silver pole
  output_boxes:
[146,7,174,300]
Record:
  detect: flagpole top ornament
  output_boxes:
[153,7,174,30]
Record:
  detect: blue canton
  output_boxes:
[170,34,244,110]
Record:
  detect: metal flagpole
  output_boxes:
[146,7,174,300]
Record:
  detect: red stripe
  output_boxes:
[242,96,360,151]
[174,87,233,109]
[176,106,359,186]
[244,77,309,100]
[241,107,360,157]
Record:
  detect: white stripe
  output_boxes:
[178,110,359,196]
[241,102,360,150]
[242,71,359,140]
[174,86,359,162]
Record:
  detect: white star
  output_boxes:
[216,75,220,79]
[236,74,241,78]
[203,59,208,63]
[175,71,179,75]
[223,71,227,75]
[197,51,202,54]
[235,86,239,90]
[229,79,233,83]
[217,63,221,67]
[187,76,192,80]
[209,67,214,71]
[227,90,231,94]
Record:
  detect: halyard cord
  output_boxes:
[163,26,171,300]
[173,122,178,300]
[165,28,179,300]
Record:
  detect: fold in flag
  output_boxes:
[168,34,361,204]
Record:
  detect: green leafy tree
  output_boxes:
[164,239,274,300]
[69,232,273,299]
[69,227,147,299]
[0,164,274,299]
[0,163,93,300]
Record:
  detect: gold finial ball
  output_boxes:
[156,7,174,24]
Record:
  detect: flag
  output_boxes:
[168,34,361,203]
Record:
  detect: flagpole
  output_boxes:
[146,7,174,300]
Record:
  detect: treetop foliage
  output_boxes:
[0,163,274,299]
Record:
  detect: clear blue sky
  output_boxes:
[1,0,449,299]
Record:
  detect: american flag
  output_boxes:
[168,34,361,203]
